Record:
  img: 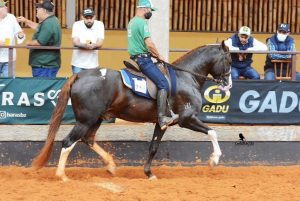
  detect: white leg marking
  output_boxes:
[91,143,116,175]
[56,141,78,181]
[100,68,107,78]
[208,130,222,167]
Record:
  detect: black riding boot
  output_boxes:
[157,89,178,130]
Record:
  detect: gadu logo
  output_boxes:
[202,85,231,113]
[204,85,231,104]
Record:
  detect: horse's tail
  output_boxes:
[31,74,78,170]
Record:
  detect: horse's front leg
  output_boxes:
[178,110,222,167]
[144,123,166,180]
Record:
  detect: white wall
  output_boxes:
[148,0,170,61]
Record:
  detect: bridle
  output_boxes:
[164,50,231,85]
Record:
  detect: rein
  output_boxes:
[164,62,223,84]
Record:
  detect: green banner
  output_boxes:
[0,78,74,124]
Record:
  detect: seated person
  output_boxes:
[264,23,300,80]
[225,26,267,80]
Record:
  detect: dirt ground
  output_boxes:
[1,165,300,201]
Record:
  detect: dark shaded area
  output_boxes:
[1,141,300,167]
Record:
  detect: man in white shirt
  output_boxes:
[224,26,267,80]
[71,8,104,74]
[0,0,25,77]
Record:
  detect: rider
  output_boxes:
[127,0,178,130]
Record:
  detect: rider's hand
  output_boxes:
[157,55,165,63]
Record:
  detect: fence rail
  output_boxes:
[0,45,299,80]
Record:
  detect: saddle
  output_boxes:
[123,59,168,78]
[120,59,176,100]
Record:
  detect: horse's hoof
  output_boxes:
[148,175,158,180]
[106,164,116,176]
[56,170,70,182]
[56,173,70,182]
[208,159,217,168]
[61,175,70,182]
[208,153,221,168]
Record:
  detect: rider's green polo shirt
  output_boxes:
[29,15,61,68]
[127,16,151,56]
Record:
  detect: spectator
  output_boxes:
[71,8,104,74]
[225,26,267,80]
[127,0,178,130]
[17,0,61,79]
[264,23,300,80]
[0,0,25,77]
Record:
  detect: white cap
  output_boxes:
[239,26,251,36]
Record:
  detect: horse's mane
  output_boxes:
[173,44,219,65]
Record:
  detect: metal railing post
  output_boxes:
[291,54,296,81]
[8,47,14,78]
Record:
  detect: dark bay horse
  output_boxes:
[32,41,232,181]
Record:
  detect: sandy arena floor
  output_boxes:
[1,165,300,201]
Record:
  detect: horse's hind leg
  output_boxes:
[82,120,116,175]
[179,112,222,167]
[56,122,91,181]
[144,123,166,180]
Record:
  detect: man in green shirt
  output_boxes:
[128,0,178,130]
[17,0,61,79]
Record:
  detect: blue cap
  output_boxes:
[277,23,290,32]
[137,0,157,11]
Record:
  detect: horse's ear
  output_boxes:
[220,40,229,53]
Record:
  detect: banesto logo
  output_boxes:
[204,85,231,104]
[0,111,6,119]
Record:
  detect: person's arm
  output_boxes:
[248,38,268,51]
[93,21,105,49]
[144,37,164,61]
[26,40,40,46]
[224,38,239,50]
[13,16,26,44]
[93,38,104,49]
[72,37,88,49]
[17,16,39,30]
[267,39,290,60]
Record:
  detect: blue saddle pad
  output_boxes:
[120,67,176,99]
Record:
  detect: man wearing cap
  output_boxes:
[17,0,61,79]
[71,8,104,74]
[264,23,300,80]
[127,0,178,130]
[225,26,267,80]
[0,0,25,77]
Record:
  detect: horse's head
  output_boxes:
[209,41,232,91]
[172,42,232,91]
